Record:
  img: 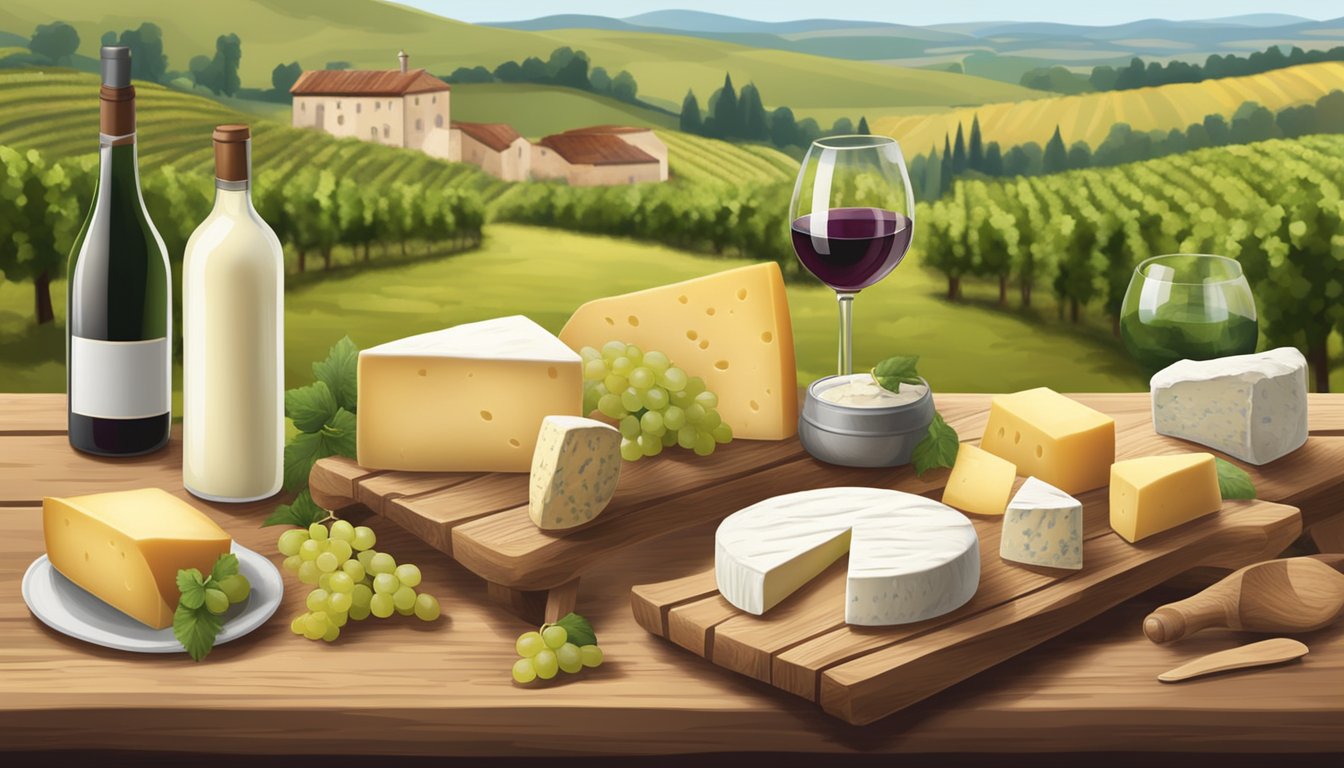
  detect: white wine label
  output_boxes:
[70,336,170,419]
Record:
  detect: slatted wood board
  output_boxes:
[631,413,1344,726]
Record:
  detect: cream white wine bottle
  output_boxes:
[182,125,284,502]
[67,46,172,456]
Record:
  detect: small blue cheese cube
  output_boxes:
[1000,477,1083,570]
[528,416,621,530]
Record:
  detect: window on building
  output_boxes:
[336,100,341,109]
[375,101,381,111]
[415,97,420,106]
[432,95,437,104]
[435,114,443,128]
[370,127,377,139]
[337,115,345,126]
[383,124,390,139]
[388,100,394,110]
[416,118,423,131]
[356,103,362,114]
[518,146,523,158]
[301,101,306,111]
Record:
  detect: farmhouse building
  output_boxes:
[290,51,452,155]
[290,52,666,186]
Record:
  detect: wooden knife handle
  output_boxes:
[1144,595,1234,644]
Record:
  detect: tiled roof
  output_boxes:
[452,121,524,152]
[290,68,450,96]
[538,133,658,166]
[561,125,653,135]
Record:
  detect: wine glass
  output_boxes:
[790,135,915,376]
[1119,253,1258,372]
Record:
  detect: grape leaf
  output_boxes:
[173,602,223,662]
[285,380,338,434]
[209,553,239,584]
[1216,457,1257,500]
[312,336,359,414]
[554,612,597,647]
[283,431,324,492]
[911,411,960,477]
[263,489,328,528]
[177,569,206,609]
[871,354,922,392]
[321,408,358,459]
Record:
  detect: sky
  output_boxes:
[406,1,1342,26]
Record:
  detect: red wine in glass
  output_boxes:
[790,207,912,292]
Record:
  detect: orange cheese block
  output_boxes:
[980,387,1115,495]
[1110,453,1222,543]
[559,263,798,440]
[43,489,232,629]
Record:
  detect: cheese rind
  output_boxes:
[42,489,232,629]
[1000,477,1083,570]
[559,263,798,440]
[980,387,1115,494]
[942,443,1017,516]
[1151,347,1308,465]
[528,416,622,530]
[356,316,582,472]
[1109,453,1222,543]
[715,488,980,626]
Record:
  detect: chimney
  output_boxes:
[398,50,408,74]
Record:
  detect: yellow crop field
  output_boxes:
[873,61,1344,153]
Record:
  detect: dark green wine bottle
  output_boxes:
[66,46,171,456]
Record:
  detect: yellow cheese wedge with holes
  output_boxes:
[942,443,1017,516]
[1110,453,1222,543]
[979,387,1115,495]
[42,488,232,629]
[559,263,798,440]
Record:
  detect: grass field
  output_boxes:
[0,0,1039,115]
[448,83,676,137]
[0,224,1152,402]
[874,61,1344,153]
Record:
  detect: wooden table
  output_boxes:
[3,393,1344,760]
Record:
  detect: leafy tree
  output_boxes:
[116,23,168,84]
[769,106,798,148]
[271,61,302,93]
[739,84,769,141]
[951,123,967,174]
[28,22,80,66]
[680,90,703,133]
[546,47,576,74]
[984,142,1004,176]
[611,70,638,102]
[0,148,85,325]
[968,115,984,171]
[519,56,549,82]
[101,31,116,46]
[1204,113,1230,145]
[325,60,352,70]
[493,60,523,82]
[1067,141,1092,170]
[1230,102,1280,144]
[447,65,492,83]
[1043,126,1068,173]
[711,73,739,138]
[196,33,242,96]
[831,117,854,136]
[554,52,590,90]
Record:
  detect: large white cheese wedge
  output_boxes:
[528,416,621,530]
[715,488,980,626]
[357,316,582,472]
[1000,477,1083,570]
[559,263,798,440]
[1150,347,1308,465]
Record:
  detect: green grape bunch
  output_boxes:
[511,617,603,684]
[277,518,441,642]
[580,341,733,461]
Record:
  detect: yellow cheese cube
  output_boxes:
[942,443,1017,516]
[357,316,583,472]
[559,263,798,440]
[43,488,232,629]
[979,388,1115,495]
[1110,453,1222,543]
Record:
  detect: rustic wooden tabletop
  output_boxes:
[2,392,1343,759]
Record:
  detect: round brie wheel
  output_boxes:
[715,487,980,626]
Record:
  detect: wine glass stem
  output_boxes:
[837,292,856,376]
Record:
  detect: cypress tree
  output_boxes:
[714,73,739,139]
[680,90,703,134]
[951,123,967,175]
[968,115,984,171]
[857,116,870,134]
[1043,125,1068,173]
[940,135,953,196]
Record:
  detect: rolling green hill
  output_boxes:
[0,0,1040,116]
[448,83,676,137]
[0,70,796,193]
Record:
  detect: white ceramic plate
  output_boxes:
[21,541,283,654]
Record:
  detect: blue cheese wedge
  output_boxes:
[1000,477,1083,570]
[1150,347,1308,465]
[715,488,980,626]
[528,416,621,530]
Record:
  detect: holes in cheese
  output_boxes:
[42,488,232,629]
[980,388,1115,495]
[357,316,583,472]
[559,263,798,440]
